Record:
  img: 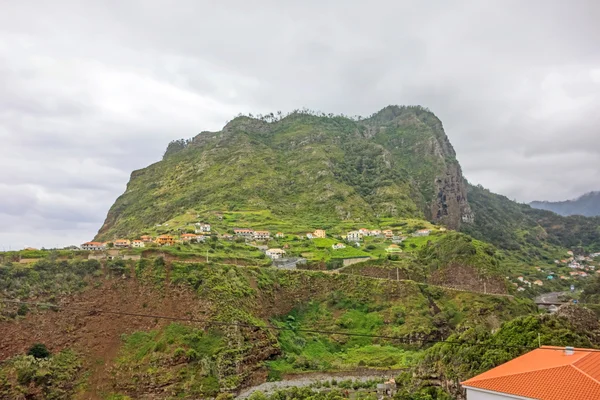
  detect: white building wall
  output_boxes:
[466,388,534,400]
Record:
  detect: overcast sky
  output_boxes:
[1,1,599,249]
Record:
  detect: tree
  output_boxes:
[27,343,50,359]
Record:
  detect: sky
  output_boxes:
[1,0,599,249]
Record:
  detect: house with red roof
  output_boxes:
[462,346,600,400]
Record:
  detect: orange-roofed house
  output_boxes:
[113,239,131,248]
[155,235,175,246]
[313,229,326,238]
[140,235,153,243]
[181,233,198,242]
[461,346,600,400]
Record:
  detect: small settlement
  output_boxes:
[78,224,419,267]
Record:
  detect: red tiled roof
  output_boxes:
[462,346,600,400]
[83,241,103,246]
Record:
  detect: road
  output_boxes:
[535,291,567,304]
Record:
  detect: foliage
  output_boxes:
[0,350,83,399]
[581,275,600,304]
[27,343,51,359]
[0,259,102,300]
[463,184,600,252]
[417,313,599,384]
[113,323,226,398]
[96,106,459,240]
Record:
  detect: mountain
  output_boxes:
[530,191,600,217]
[97,106,474,240]
[462,184,600,252]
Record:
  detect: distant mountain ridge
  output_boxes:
[530,191,600,217]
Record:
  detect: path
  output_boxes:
[236,370,400,399]
[535,291,567,304]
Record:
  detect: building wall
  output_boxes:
[466,388,532,400]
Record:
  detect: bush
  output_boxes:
[17,304,29,316]
[27,343,50,359]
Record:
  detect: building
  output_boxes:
[332,243,346,250]
[276,232,284,238]
[533,279,543,286]
[181,233,198,242]
[140,235,153,242]
[113,239,131,248]
[346,231,362,242]
[305,233,315,239]
[234,229,254,238]
[131,240,145,248]
[560,275,568,280]
[383,230,394,239]
[462,346,600,400]
[358,228,370,236]
[392,235,406,244]
[196,235,207,242]
[370,229,382,237]
[413,229,431,237]
[313,229,326,238]
[81,241,105,251]
[221,234,234,240]
[265,248,286,259]
[155,235,175,246]
[254,231,271,241]
[376,379,397,399]
[195,223,211,234]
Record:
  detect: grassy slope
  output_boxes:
[1,259,535,398]
[96,107,463,242]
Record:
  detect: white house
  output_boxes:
[346,231,362,242]
[462,346,600,400]
[234,229,254,238]
[131,240,145,248]
[254,231,270,241]
[81,242,106,251]
[276,232,284,238]
[195,223,211,233]
[332,243,346,250]
[265,248,286,259]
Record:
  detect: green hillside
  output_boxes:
[97,106,472,241]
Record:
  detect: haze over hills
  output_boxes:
[530,191,600,217]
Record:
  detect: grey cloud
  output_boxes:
[1,0,600,248]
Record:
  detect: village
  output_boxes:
[78,221,437,267]
[508,250,600,294]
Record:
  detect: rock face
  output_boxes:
[432,162,474,230]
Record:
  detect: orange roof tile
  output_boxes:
[462,346,600,400]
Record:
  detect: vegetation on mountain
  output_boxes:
[531,191,600,217]
[97,106,472,241]
[0,349,84,399]
[462,184,600,252]
[408,308,600,397]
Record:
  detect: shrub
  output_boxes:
[17,304,29,316]
[27,343,50,359]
